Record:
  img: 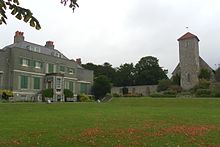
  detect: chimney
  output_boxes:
[45,41,54,49]
[14,31,24,43]
[76,58,81,65]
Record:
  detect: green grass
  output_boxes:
[0,97,220,146]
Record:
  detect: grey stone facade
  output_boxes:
[0,31,93,101]
[172,32,214,90]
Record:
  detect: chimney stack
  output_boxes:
[14,31,24,43]
[76,58,82,65]
[45,41,54,49]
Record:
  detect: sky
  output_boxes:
[1,0,220,76]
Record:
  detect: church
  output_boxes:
[172,32,215,90]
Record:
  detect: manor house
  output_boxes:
[0,31,93,101]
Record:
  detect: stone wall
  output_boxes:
[111,85,158,96]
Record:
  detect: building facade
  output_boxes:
[172,32,214,90]
[0,31,93,101]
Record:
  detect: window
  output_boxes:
[20,75,28,89]
[48,64,54,73]
[60,66,65,72]
[34,77,40,89]
[80,83,88,94]
[56,77,61,89]
[35,61,42,69]
[69,81,74,92]
[185,41,190,48]
[27,45,41,53]
[21,58,29,67]
[68,68,75,74]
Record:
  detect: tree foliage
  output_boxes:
[114,63,135,86]
[135,56,168,85]
[92,75,111,99]
[215,67,220,82]
[199,68,211,80]
[0,0,78,29]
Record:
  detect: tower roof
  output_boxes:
[177,32,200,41]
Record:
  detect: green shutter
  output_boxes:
[48,64,54,73]
[19,58,23,65]
[69,81,73,92]
[34,77,40,89]
[80,83,87,94]
[40,62,43,68]
[27,59,31,66]
[20,75,28,89]
[60,66,65,72]
[30,60,35,67]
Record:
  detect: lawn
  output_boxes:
[0,97,220,146]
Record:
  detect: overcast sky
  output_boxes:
[1,0,220,76]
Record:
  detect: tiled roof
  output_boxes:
[177,32,200,41]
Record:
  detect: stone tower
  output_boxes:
[178,32,200,90]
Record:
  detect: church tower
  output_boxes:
[178,32,200,90]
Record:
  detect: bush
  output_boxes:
[150,91,176,98]
[112,93,121,97]
[157,79,172,92]
[196,89,212,97]
[168,85,182,93]
[42,89,53,98]
[123,93,143,97]
[79,94,93,102]
[214,92,220,97]
[195,79,211,90]
[64,89,73,98]
[199,68,211,80]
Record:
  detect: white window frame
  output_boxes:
[35,61,41,69]
[22,59,28,67]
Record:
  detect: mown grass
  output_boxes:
[0,97,220,146]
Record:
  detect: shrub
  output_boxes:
[79,94,92,102]
[172,74,180,85]
[214,92,220,97]
[168,85,182,93]
[64,89,73,98]
[199,68,211,80]
[42,89,53,98]
[198,79,211,89]
[123,93,143,97]
[196,89,212,97]
[157,79,172,92]
[150,91,176,98]
[92,75,111,100]
[112,93,121,97]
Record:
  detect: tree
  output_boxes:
[215,67,220,82]
[199,68,211,80]
[82,62,116,83]
[92,75,111,100]
[0,0,78,29]
[114,63,135,86]
[134,56,168,85]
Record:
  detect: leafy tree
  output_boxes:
[157,79,172,92]
[92,75,111,100]
[114,63,135,86]
[172,74,180,85]
[82,62,116,83]
[0,0,78,29]
[135,56,168,85]
[215,67,220,82]
[199,68,211,80]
